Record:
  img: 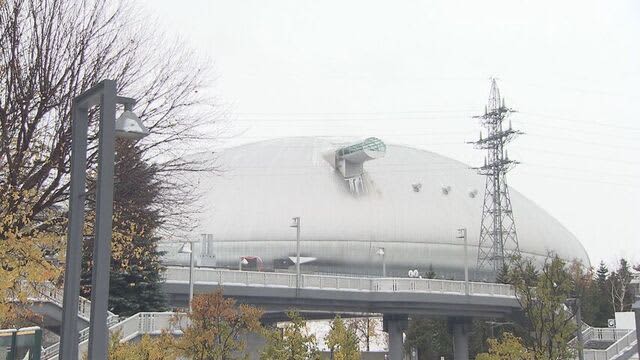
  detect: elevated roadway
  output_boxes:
[162,266,521,360]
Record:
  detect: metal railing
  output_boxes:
[26,283,118,322]
[581,328,637,360]
[41,312,184,360]
[164,266,516,297]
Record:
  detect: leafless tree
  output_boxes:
[609,259,633,312]
[347,316,381,352]
[0,0,221,233]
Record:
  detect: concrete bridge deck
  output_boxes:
[162,266,521,360]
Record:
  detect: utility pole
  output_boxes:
[471,78,522,278]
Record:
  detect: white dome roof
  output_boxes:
[188,137,589,277]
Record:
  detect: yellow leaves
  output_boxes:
[83,331,178,360]
[174,289,265,360]
[476,333,533,360]
[326,316,361,360]
[85,208,149,271]
[0,186,63,327]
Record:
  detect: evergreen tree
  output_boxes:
[590,261,613,326]
[596,261,608,289]
[81,141,167,315]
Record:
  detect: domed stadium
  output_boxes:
[180,137,589,280]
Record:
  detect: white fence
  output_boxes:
[582,328,637,360]
[28,283,118,322]
[165,266,516,297]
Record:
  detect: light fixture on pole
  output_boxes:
[290,217,301,288]
[115,109,149,139]
[60,80,149,360]
[179,242,195,311]
[376,247,386,277]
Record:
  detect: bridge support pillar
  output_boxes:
[449,317,472,360]
[383,314,408,360]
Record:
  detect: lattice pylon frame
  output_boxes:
[473,79,522,278]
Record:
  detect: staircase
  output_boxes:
[31,283,119,323]
[574,327,638,360]
[41,312,185,359]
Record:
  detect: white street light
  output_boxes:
[115,110,149,139]
[61,80,149,360]
[179,242,195,311]
[290,217,301,288]
[376,247,386,277]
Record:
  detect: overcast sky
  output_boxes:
[140,0,640,267]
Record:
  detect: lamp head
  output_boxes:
[290,217,300,228]
[115,110,150,139]
[376,248,385,256]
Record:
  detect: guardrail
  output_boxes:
[42,312,185,360]
[164,266,516,297]
[582,328,637,360]
[24,283,118,322]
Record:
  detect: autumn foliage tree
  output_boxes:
[0,186,64,327]
[173,289,264,360]
[325,316,361,360]
[476,332,533,360]
[83,330,178,360]
[261,311,321,360]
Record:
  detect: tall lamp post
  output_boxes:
[179,241,196,311]
[290,217,301,288]
[457,228,469,295]
[566,297,584,360]
[60,80,149,360]
[376,247,386,277]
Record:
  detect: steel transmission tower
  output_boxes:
[471,79,522,276]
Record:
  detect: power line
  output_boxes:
[519,111,640,132]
